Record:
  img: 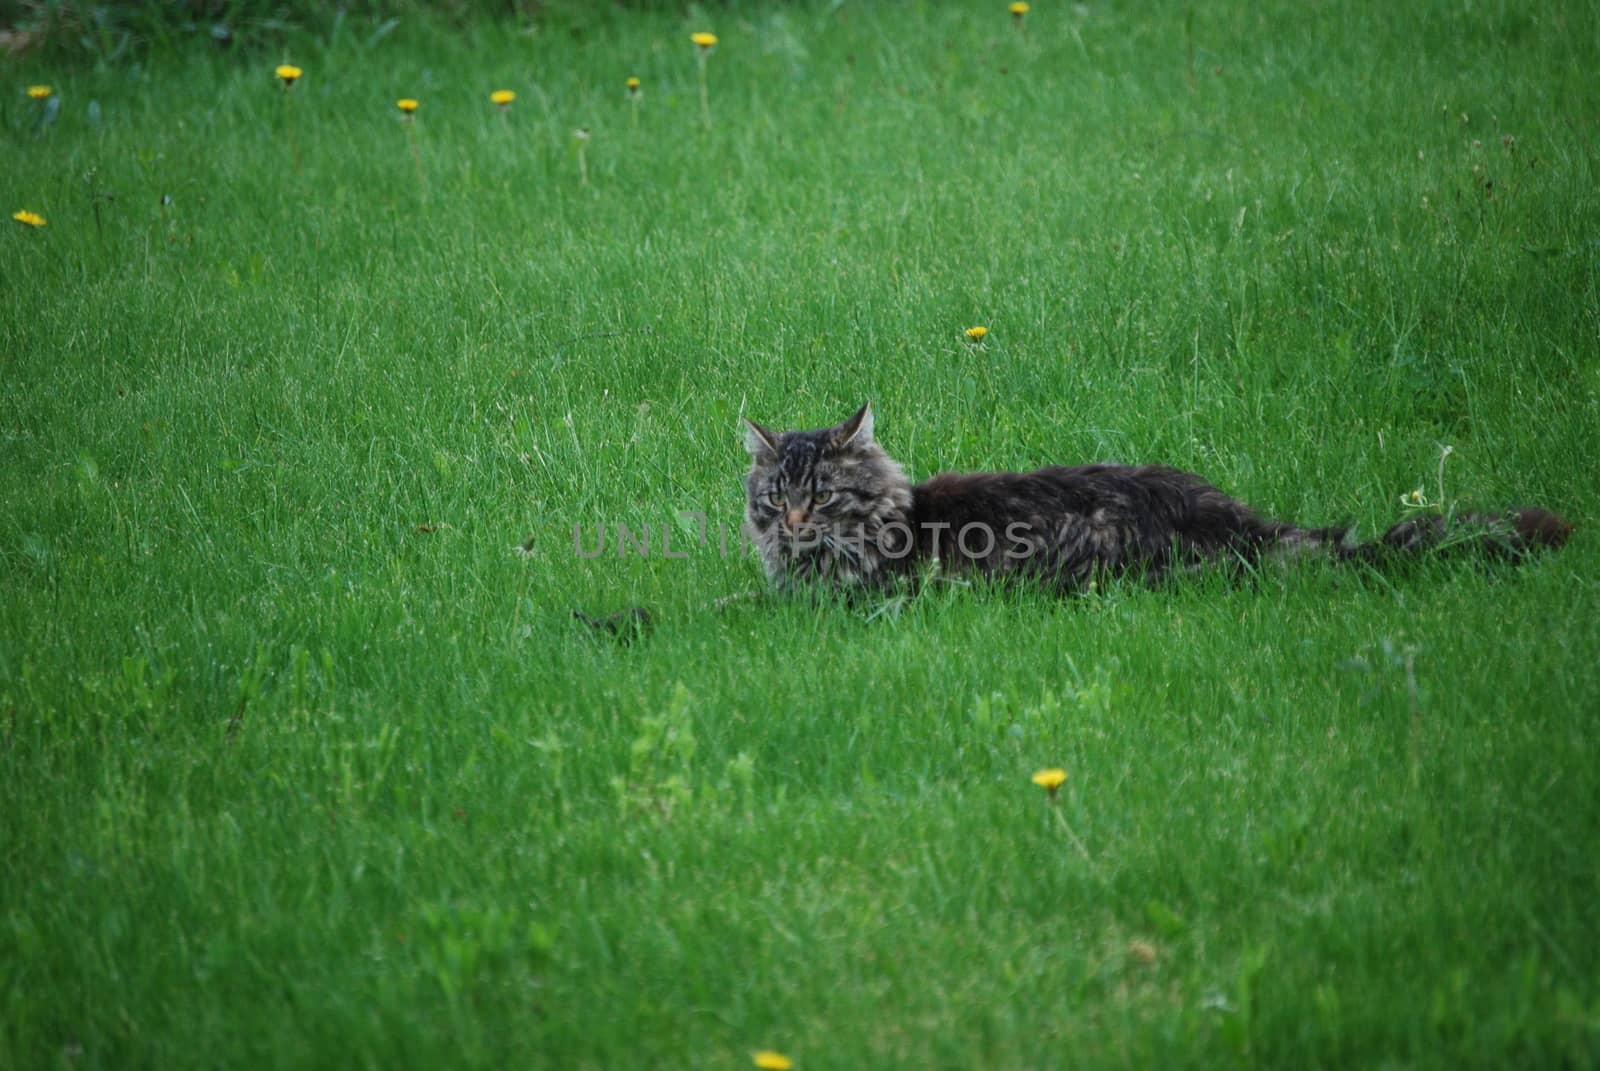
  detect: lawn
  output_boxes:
[3,2,1599,1067]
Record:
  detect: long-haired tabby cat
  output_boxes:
[742,404,1571,592]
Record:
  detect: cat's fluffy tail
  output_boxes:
[1296,507,1573,566]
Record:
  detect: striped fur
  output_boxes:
[742,405,1572,593]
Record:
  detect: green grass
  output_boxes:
[4,2,1600,1066]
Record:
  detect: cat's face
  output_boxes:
[742,403,913,588]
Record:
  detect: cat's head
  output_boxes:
[741,403,913,588]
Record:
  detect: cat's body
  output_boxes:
[742,404,1571,593]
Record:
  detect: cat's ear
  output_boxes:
[832,402,874,448]
[743,418,780,458]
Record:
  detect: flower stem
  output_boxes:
[283,92,301,175]
[405,121,428,196]
[85,169,103,243]
[1050,805,1099,874]
[697,57,711,130]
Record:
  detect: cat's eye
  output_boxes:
[812,490,834,506]
[764,491,785,507]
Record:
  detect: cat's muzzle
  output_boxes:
[781,524,826,551]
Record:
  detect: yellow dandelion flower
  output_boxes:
[753,1052,793,1071]
[1031,768,1067,793]
[491,89,516,107]
[964,325,989,341]
[397,98,419,114]
[12,210,47,228]
[1010,2,1031,15]
[691,33,719,128]
[27,85,53,101]
[275,64,303,87]
[626,77,644,127]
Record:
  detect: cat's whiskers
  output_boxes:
[820,531,859,562]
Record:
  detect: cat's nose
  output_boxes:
[785,509,809,529]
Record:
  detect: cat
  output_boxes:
[741,403,1572,593]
